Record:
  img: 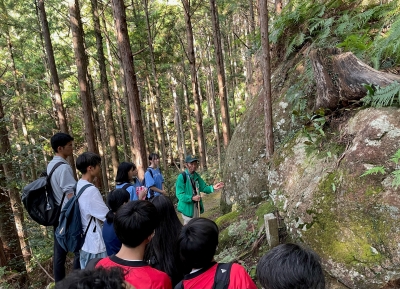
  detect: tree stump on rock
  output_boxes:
[310,48,400,110]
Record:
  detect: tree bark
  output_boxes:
[170,74,185,170]
[310,48,400,110]
[181,0,207,169]
[146,74,160,153]
[259,0,274,158]
[143,0,167,169]
[111,0,148,179]
[181,58,196,156]
[275,0,282,14]
[68,0,98,154]
[0,97,30,277]
[90,0,120,179]
[209,0,231,148]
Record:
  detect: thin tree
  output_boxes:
[143,0,167,169]
[90,0,119,178]
[68,0,98,154]
[259,0,274,158]
[209,0,231,148]
[181,0,207,169]
[111,0,148,179]
[36,0,77,178]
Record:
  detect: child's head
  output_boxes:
[256,243,325,289]
[51,133,74,153]
[114,200,159,248]
[76,152,101,174]
[177,218,219,269]
[55,266,131,289]
[115,162,136,183]
[106,189,130,223]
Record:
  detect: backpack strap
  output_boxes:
[47,161,67,205]
[181,172,187,184]
[146,168,155,199]
[76,184,93,199]
[85,256,103,270]
[122,183,133,191]
[212,263,232,289]
[174,280,184,289]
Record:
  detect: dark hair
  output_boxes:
[256,243,325,289]
[55,267,127,289]
[51,133,74,153]
[76,152,101,174]
[144,196,185,286]
[178,218,219,269]
[113,200,159,248]
[115,162,136,183]
[106,189,130,224]
[149,153,160,161]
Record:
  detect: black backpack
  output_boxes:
[21,162,66,226]
[174,263,232,289]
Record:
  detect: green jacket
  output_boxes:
[175,169,214,218]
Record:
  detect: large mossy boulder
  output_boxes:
[224,104,400,288]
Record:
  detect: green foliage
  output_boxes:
[362,82,400,107]
[361,149,400,189]
[360,166,385,177]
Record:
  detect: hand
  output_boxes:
[213,182,224,190]
[192,195,201,202]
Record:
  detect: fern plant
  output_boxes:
[361,149,400,189]
[362,81,400,107]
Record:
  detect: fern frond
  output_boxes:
[361,166,386,177]
[371,81,400,107]
[390,149,400,164]
[392,170,400,189]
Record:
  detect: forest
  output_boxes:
[1,0,400,288]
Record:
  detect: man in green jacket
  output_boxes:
[175,155,224,224]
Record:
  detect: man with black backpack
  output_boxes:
[144,153,166,199]
[176,218,256,289]
[47,133,78,282]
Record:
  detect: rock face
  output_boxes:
[223,104,400,288]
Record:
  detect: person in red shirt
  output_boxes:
[177,218,257,289]
[96,201,172,289]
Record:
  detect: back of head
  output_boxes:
[256,243,325,289]
[114,200,159,248]
[76,152,101,174]
[115,162,135,183]
[106,189,130,223]
[51,133,74,153]
[55,267,127,289]
[178,218,219,269]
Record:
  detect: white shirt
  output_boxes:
[77,179,109,254]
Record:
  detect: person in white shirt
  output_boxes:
[75,152,109,269]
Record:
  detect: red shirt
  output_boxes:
[96,255,172,289]
[181,262,257,289]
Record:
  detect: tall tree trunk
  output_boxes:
[143,0,167,169]
[209,0,231,148]
[181,0,207,169]
[103,17,129,162]
[111,0,148,179]
[181,59,196,156]
[259,0,274,158]
[146,74,160,153]
[275,0,282,14]
[170,75,185,170]
[37,0,68,134]
[68,0,98,154]
[90,0,119,179]
[0,97,31,277]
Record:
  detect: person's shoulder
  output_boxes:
[228,263,257,289]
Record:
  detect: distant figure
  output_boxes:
[145,153,166,199]
[144,195,186,286]
[55,266,133,289]
[95,201,172,289]
[256,243,325,289]
[76,152,109,268]
[103,189,129,256]
[115,162,147,201]
[48,132,78,282]
[176,218,257,289]
[175,155,224,224]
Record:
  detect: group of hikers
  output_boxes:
[46,132,326,289]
